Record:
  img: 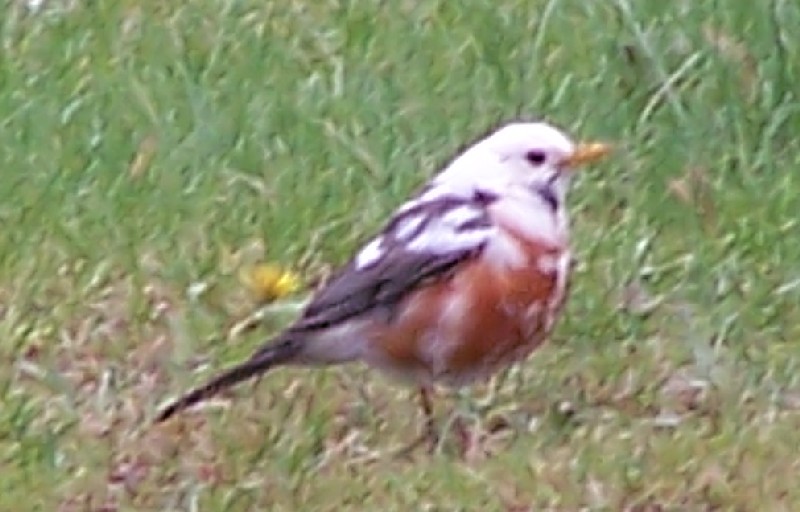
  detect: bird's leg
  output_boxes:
[393,386,438,458]
[418,386,438,449]
[449,388,484,459]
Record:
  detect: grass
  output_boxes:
[1,0,799,509]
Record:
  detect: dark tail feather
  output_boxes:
[155,337,302,423]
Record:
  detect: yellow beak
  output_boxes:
[561,142,612,168]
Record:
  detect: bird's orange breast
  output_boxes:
[368,231,567,385]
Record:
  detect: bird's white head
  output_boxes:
[435,122,610,209]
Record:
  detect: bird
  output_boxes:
[155,120,610,445]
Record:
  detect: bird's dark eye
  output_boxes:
[525,150,547,165]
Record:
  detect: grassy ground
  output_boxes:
[1,0,799,509]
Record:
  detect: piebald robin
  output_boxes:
[155,121,610,441]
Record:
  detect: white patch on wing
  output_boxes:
[394,214,425,241]
[406,219,491,254]
[396,197,422,215]
[355,236,384,269]
[404,203,491,255]
[440,204,483,228]
[398,180,477,215]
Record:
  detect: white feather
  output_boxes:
[355,237,384,269]
[439,204,483,227]
[394,214,425,241]
[537,253,561,274]
[483,231,527,269]
[489,193,566,247]
[406,218,491,254]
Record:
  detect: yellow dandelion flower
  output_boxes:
[240,263,301,303]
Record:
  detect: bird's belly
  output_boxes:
[366,246,568,386]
